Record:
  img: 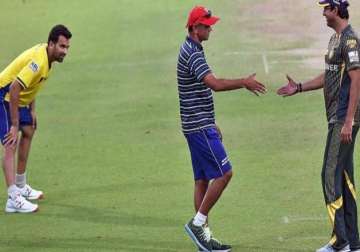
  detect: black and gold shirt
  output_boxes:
[324,25,360,124]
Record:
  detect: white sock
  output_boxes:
[7,184,19,198]
[193,211,207,226]
[16,172,26,188]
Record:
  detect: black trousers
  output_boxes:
[322,123,360,250]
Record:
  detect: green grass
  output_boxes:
[0,0,360,251]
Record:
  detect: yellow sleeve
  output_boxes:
[16,60,42,89]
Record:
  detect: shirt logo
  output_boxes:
[347,39,357,49]
[29,61,39,73]
[325,63,339,71]
[348,51,359,63]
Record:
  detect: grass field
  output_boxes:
[1,0,360,251]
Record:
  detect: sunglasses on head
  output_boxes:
[204,9,212,18]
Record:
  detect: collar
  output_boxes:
[341,24,352,35]
[186,36,203,50]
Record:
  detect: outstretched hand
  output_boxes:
[244,73,267,96]
[277,75,298,97]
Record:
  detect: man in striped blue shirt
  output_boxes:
[178,6,266,252]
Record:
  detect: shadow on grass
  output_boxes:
[0,236,183,251]
[26,182,187,228]
[50,181,187,197]
[39,201,183,228]
[0,240,315,252]
[233,244,312,252]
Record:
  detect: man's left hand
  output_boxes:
[341,122,353,144]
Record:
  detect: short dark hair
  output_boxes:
[330,5,349,19]
[339,7,349,19]
[48,24,72,44]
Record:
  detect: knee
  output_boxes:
[4,145,16,155]
[223,170,233,182]
[195,179,209,187]
[21,128,35,139]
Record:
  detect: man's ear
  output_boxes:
[48,41,55,48]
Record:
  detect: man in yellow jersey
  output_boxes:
[0,24,72,213]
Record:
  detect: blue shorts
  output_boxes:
[0,87,33,145]
[185,127,232,181]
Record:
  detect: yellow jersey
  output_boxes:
[0,44,50,107]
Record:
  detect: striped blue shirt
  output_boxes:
[177,36,215,134]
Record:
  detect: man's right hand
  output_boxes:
[277,75,299,97]
[244,73,267,96]
[4,126,19,147]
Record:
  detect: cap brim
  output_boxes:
[317,1,330,7]
[198,16,220,26]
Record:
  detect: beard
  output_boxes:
[326,18,335,28]
[56,55,65,63]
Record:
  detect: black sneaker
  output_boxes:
[185,219,212,252]
[198,226,231,252]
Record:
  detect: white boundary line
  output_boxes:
[262,53,269,74]
[224,49,324,56]
[281,215,328,224]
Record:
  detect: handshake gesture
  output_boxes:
[243,73,267,96]
[276,75,302,97]
[233,73,301,97]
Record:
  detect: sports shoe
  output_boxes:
[5,192,38,213]
[198,226,232,252]
[198,239,232,252]
[316,243,350,252]
[185,219,212,252]
[20,184,44,200]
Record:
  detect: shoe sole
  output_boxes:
[198,250,231,252]
[316,246,350,252]
[5,206,39,213]
[25,193,44,201]
[185,224,211,252]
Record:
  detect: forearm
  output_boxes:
[301,73,325,92]
[9,90,20,128]
[9,81,22,128]
[213,78,247,92]
[345,75,360,125]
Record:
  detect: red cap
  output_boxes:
[186,6,220,28]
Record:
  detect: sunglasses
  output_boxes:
[204,9,212,18]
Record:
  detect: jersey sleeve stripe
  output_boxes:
[16,77,27,89]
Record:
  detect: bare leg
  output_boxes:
[198,170,232,216]
[194,179,209,212]
[2,145,17,187]
[17,126,35,175]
